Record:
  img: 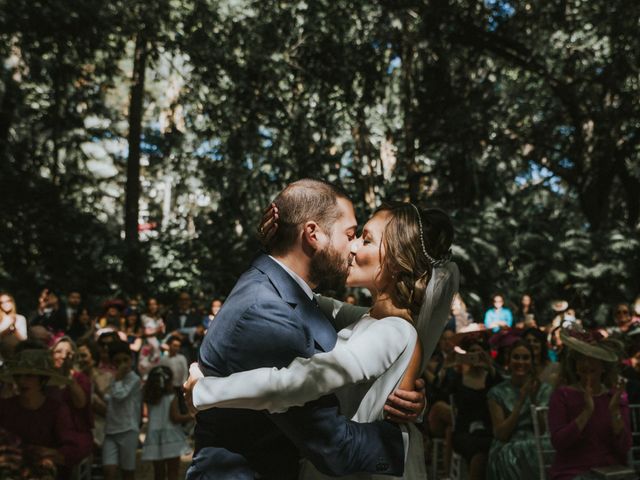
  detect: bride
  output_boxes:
[185,201,459,479]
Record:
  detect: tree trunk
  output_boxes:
[124,31,149,294]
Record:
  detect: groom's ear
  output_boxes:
[301,221,325,251]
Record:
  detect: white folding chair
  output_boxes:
[530,404,554,480]
[627,403,640,471]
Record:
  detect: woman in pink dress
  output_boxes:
[548,328,631,480]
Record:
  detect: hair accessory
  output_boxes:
[409,203,452,267]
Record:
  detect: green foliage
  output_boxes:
[0,0,638,320]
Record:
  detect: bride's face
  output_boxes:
[346,210,393,291]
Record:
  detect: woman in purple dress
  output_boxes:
[548,328,632,480]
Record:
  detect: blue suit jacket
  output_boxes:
[188,254,404,479]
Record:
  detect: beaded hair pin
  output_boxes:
[409,203,452,268]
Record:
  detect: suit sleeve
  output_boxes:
[193,318,417,412]
[223,303,405,477]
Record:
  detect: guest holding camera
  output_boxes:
[548,328,631,480]
[50,336,94,460]
[451,327,501,480]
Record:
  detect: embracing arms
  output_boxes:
[192,317,418,412]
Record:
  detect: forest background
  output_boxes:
[1,0,639,325]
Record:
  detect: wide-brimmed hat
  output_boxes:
[552,300,569,312]
[559,328,619,362]
[0,349,71,386]
[452,323,488,346]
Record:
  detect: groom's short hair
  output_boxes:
[269,179,350,255]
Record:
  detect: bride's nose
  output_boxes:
[350,237,363,254]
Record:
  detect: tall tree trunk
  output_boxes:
[124,31,149,294]
[401,12,419,203]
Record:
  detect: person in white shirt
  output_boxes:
[103,340,142,480]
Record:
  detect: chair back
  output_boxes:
[530,404,554,480]
[628,403,640,471]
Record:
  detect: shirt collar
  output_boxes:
[268,255,314,300]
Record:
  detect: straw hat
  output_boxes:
[559,328,619,362]
[552,300,569,312]
[0,349,71,386]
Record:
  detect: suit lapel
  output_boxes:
[252,254,337,352]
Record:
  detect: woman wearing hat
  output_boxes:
[0,346,85,477]
[547,329,632,480]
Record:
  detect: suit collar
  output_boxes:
[251,254,337,352]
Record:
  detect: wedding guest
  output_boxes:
[489,329,521,378]
[487,340,553,480]
[548,300,570,330]
[451,331,501,480]
[632,296,640,324]
[77,339,113,448]
[0,293,27,357]
[344,294,357,305]
[103,340,142,480]
[122,308,143,357]
[446,293,474,332]
[99,299,126,330]
[66,306,96,343]
[516,293,536,328]
[483,293,513,332]
[50,336,93,460]
[160,335,189,414]
[64,291,83,331]
[523,327,559,385]
[202,298,222,330]
[141,297,165,339]
[141,366,191,480]
[30,289,67,336]
[97,331,118,376]
[165,292,200,362]
[548,329,631,480]
[0,347,85,474]
[608,303,635,336]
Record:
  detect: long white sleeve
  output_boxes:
[192,316,417,413]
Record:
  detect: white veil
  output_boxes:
[415,261,460,374]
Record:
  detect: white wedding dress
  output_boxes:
[192,296,428,480]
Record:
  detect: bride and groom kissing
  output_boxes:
[185,179,459,480]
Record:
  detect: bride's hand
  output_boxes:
[183,363,205,415]
[258,202,279,246]
[383,378,426,424]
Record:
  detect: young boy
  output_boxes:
[102,340,141,480]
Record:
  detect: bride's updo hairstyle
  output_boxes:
[376,202,454,318]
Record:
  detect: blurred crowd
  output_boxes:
[0,289,221,480]
[1,288,640,480]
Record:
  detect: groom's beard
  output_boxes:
[309,244,350,292]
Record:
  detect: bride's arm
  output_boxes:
[315,294,369,331]
[191,318,417,412]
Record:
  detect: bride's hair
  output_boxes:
[376,202,454,317]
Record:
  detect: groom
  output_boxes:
[188,179,421,479]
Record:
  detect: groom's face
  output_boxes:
[309,197,357,290]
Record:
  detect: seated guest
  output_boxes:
[522,327,559,385]
[487,340,553,480]
[548,328,631,480]
[0,293,27,360]
[451,331,501,480]
[483,293,513,332]
[0,346,84,476]
[50,336,93,460]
